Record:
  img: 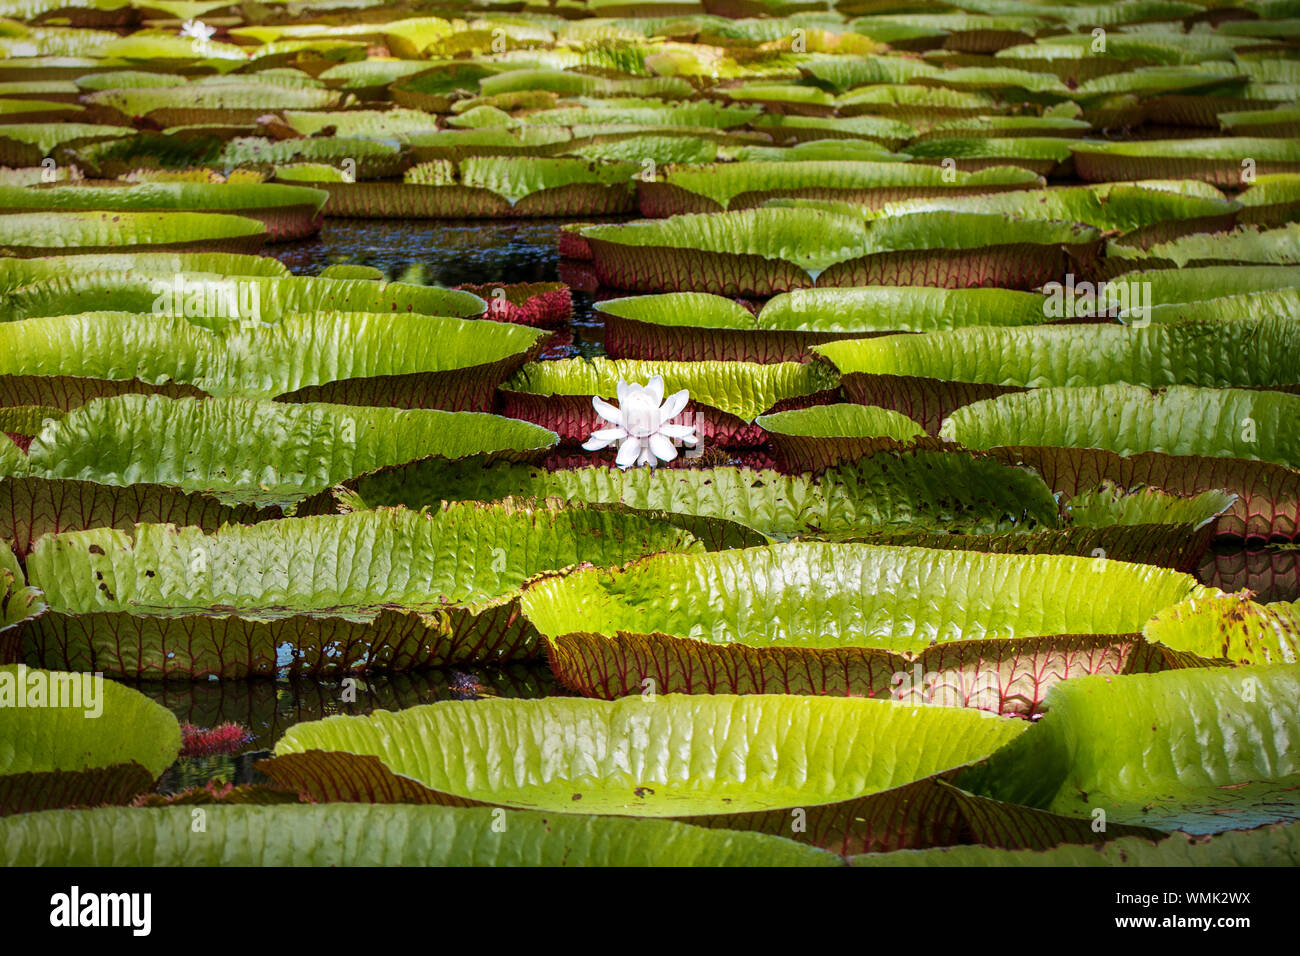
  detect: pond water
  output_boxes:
[274,217,614,358]
[149,665,564,793]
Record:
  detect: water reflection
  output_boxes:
[1199,544,1300,604]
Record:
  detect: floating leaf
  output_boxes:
[944,385,1300,470]
[1143,592,1299,665]
[599,287,1050,363]
[0,210,267,257]
[580,208,1098,296]
[852,822,1300,866]
[0,183,328,242]
[22,503,701,678]
[332,450,1062,542]
[11,395,557,507]
[0,663,180,815]
[960,665,1300,833]
[0,311,546,411]
[0,804,842,866]
[266,692,1029,851]
[521,543,1207,702]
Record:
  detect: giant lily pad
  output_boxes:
[325,455,1226,572]
[579,208,1099,296]
[1237,173,1300,226]
[949,384,1300,540]
[0,183,328,242]
[0,251,288,289]
[637,161,1039,216]
[325,449,1064,545]
[852,822,1300,866]
[520,543,1208,702]
[0,210,267,257]
[991,443,1300,543]
[1,539,43,656]
[1071,137,1300,187]
[6,395,558,508]
[82,81,341,126]
[861,484,1230,577]
[290,156,639,219]
[1108,222,1300,268]
[219,136,408,180]
[21,502,701,678]
[756,403,927,470]
[906,115,1092,142]
[1221,104,1300,139]
[959,665,1300,833]
[531,102,762,130]
[0,121,134,165]
[904,137,1079,177]
[0,662,180,815]
[1,270,485,322]
[944,385,1300,470]
[835,84,1002,121]
[751,113,916,149]
[403,127,574,163]
[0,311,546,412]
[1102,265,1300,318]
[264,692,1031,851]
[733,138,906,164]
[0,475,276,557]
[599,287,1051,363]
[816,321,1300,433]
[282,108,439,139]
[873,182,1240,249]
[0,804,842,866]
[1142,591,1299,666]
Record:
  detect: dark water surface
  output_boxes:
[146,666,564,794]
[273,217,614,357]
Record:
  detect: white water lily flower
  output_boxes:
[582,376,698,469]
[181,19,216,44]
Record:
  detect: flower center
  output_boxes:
[623,396,659,439]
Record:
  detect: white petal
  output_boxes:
[615,378,631,405]
[658,423,697,441]
[582,425,626,451]
[658,388,689,422]
[592,396,624,426]
[615,436,641,468]
[638,446,658,467]
[648,433,678,463]
[644,375,665,406]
